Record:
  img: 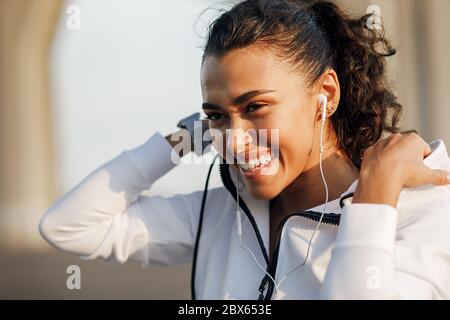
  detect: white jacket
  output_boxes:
[39,131,450,300]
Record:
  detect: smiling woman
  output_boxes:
[39,0,450,301]
[197,0,404,271]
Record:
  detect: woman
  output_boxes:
[39,0,450,299]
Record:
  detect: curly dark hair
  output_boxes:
[201,0,415,169]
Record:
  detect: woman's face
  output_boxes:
[201,44,326,200]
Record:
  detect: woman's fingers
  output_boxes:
[427,168,450,186]
[422,141,432,159]
[417,138,449,186]
[363,132,450,188]
[404,165,450,188]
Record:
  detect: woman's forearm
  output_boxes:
[39,132,178,257]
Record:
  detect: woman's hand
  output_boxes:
[165,119,211,158]
[353,133,450,208]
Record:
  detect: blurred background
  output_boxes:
[0,0,449,299]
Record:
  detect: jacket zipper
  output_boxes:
[218,161,354,300]
[266,211,339,298]
[219,162,271,267]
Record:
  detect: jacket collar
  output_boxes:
[423,139,449,169]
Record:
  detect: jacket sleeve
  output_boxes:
[39,131,203,266]
[319,192,450,300]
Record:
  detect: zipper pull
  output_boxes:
[258,275,269,300]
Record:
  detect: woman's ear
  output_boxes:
[319,69,340,114]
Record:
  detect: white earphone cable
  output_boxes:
[233,168,280,300]
[275,110,329,296]
[233,95,329,300]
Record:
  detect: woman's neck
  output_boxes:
[271,152,359,214]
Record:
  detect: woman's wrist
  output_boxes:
[352,167,403,208]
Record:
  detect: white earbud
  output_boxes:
[232,93,332,300]
[319,94,328,123]
[275,93,331,294]
[319,94,328,153]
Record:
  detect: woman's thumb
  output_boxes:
[429,169,450,186]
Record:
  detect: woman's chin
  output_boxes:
[245,182,280,201]
[239,162,283,200]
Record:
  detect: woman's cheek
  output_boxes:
[280,129,311,173]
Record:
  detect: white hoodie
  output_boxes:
[39,131,450,300]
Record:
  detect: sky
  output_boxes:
[50,0,229,196]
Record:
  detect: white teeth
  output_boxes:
[238,154,272,171]
[259,155,266,164]
[260,155,272,165]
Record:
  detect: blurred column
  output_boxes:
[419,0,450,144]
[0,0,62,251]
[376,0,450,145]
[336,0,450,145]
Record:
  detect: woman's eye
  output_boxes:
[246,103,267,113]
[205,113,226,121]
[205,104,267,121]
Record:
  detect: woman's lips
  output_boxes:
[238,155,278,179]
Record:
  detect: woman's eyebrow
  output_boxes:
[202,89,276,110]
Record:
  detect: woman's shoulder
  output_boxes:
[395,138,450,231]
